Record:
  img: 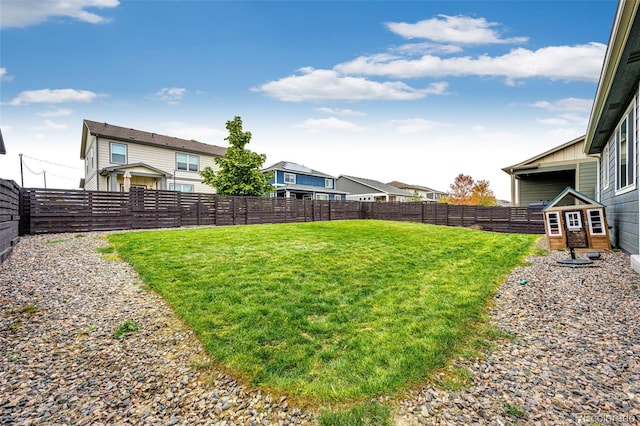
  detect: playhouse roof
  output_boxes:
[541,186,606,212]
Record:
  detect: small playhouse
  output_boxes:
[542,187,611,251]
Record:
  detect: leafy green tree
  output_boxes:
[200,116,273,196]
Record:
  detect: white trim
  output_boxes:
[615,100,636,194]
[586,208,606,236]
[545,211,562,236]
[284,172,296,184]
[565,211,582,231]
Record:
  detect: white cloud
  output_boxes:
[0,68,13,82]
[387,118,450,134]
[530,97,593,112]
[253,67,448,102]
[35,120,68,130]
[7,89,99,105]
[335,43,606,82]
[150,88,187,105]
[385,15,528,45]
[392,42,464,56]
[38,108,73,117]
[314,107,366,117]
[0,0,119,29]
[296,117,363,132]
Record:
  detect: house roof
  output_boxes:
[585,0,640,154]
[81,119,227,159]
[339,175,413,196]
[542,186,606,212]
[502,135,588,174]
[387,180,445,194]
[0,128,6,155]
[99,162,173,177]
[263,161,336,179]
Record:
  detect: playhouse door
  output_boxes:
[564,210,588,248]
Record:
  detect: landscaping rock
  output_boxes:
[1,233,639,424]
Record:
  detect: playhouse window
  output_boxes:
[587,209,605,235]
[545,212,562,236]
[565,211,582,231]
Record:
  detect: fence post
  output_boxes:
[245,197,249,225]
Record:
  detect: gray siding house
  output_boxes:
[584,0,640,271]
[336,175,412,202]
[502,135,599,207]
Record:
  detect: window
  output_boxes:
[176,153,199,172]
[110,142,127,164]
[284,173,296,184]
[325,178,333,189]
[587,209,606,235]
[545,212,562,236]
[616,105,636,192]
[565,211,582,231]
[316,193,329,200]
[170,183,194,192]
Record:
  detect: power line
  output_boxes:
[21,158,45,175]
[21,154,82,171]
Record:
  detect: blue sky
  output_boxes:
[0,0,617,200]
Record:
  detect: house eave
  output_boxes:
[585,0,640,155]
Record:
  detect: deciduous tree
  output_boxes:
[439,174,497,206]
[200,116,273,196]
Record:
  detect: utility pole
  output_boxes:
[43,171,47,188]
[19,153,24,187]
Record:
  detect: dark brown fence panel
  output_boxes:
[21,187,545,235]
[24,188,131,234]
[0,179,20,262]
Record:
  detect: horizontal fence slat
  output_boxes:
[15,187,545,236]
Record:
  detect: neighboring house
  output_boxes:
[336,175,413,202]
[262,161,347,200]
[584,0,640,269]
[0,128,5,155]
[80,120,226,193]
[387,180,446,202]
[502,135,598,207]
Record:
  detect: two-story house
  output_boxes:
[263,161,347,200]
[387,181,447,202]
[80,120,226,193]
[337,175,413,202]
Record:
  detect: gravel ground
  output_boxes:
[1,231,639,425]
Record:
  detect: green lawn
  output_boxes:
[107,220,537,403]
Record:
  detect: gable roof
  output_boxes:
[542,186,606,212]
[81,119,227,159]
[585,0,640,154]
[339,175,412,196]
[263,161,335,179]
[99,162,173,177]
[387,180,445,194]
[0,128,5,155]
[502,135,588,173]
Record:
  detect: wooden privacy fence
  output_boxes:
[20,187,545,235]
[0,179,20,262]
